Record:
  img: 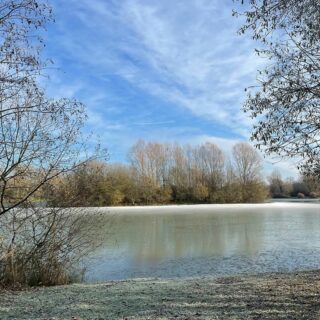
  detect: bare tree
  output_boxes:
[234,0,320,175]
[0,1,53,118]
[232,142,262,185]
[268,170,286,198]
[0,94,93,216]
[195,142,225,190]
[0,1,105,287]
[0,0,102,217]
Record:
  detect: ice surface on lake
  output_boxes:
[82,202,320,282]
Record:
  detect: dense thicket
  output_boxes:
[45,140,268,206]
[47,140,320,205]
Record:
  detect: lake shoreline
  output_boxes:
[2,270,320,319]
[85,200,320,215]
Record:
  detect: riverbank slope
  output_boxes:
[1,270,320,319]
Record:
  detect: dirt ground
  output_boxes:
[1,271,320,319]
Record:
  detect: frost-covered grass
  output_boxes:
[1,271,320,319]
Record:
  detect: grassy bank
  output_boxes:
[1,271,320,319]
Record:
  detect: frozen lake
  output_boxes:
[83,202,320,282]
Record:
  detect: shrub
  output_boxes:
[0,208,102,288]
[309,192,319,199]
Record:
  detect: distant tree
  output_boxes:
[235,0,320,176]
[127,140,268,204]
[268,170,286,198]
[169,144,190,202]
[105,165,137,205]
[194,142,225,192]
[212,162,242,203]
[232,142,266,202]
[128,140,160,204]
[129,140,170,188]
[283,177,294,197]
[58,161,109,207]
[301,174,320,197]
[192,183,209,202]
[291,181,310,197]
[233,142,262,185]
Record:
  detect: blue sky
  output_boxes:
[43,0,298,178]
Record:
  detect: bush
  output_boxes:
[0,208,102,288]
[309,192,319,199]
[110,190,125,206]
[192,183,209,202]
[1,247,73,287]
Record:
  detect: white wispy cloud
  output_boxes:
[119,0,264,134]
[45,0,299,176]
[131,120,176,126]
[49,0,265,137]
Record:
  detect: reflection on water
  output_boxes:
[83,204,320,282]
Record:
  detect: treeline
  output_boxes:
[268,170,320,199]
[45,140,268,206]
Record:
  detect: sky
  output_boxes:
[43,0,299,178]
